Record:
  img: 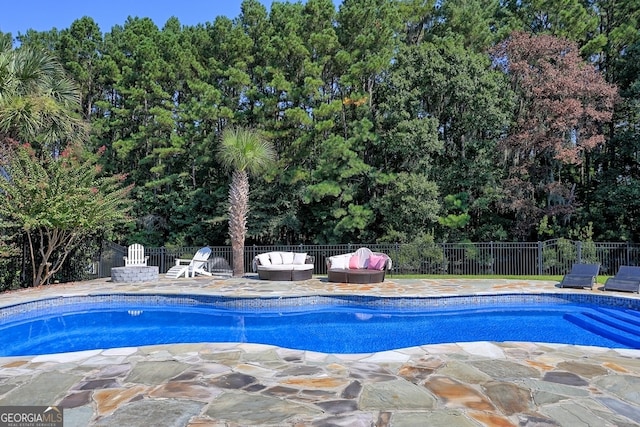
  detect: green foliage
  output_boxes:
[8,0,639,248]
[372,172,440,243]
[392,232,444,273]
[0,39,86,150]
[433,0,511,50]
[505,0,598,44]
[217,127,276,175]
[438,193,471,230]
[334,203,375,239]
[0,144,133,286]
[569,222,598,264]
[537,215,555,238]
[542,238,577,273]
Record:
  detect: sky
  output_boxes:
[1,0,341,37]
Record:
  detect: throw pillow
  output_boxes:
[349,255,360,269]
[257,253,271,266]
[367,255,386,270]
[293,252,307,264]
[329,255,348,270]
[281,252,295,264]
[270,252,283,265]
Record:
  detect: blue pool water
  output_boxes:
[1,294,640,356]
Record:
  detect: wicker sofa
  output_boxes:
[253,251,315,280]
[326,247,392,284]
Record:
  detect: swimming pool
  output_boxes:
[2,293,640,356]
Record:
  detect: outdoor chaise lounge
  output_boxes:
[253,251,315,280]
[326,247,392,284]
[165,247,212,278]
[603,265,640,293]
[559,263,600,290]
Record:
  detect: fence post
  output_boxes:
[253,245,257,270]
[576,241,582,264]
[537,241,543,275]
[394,242,399,275]
[490,241,495,274]
[160,247,165,273]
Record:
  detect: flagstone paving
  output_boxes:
[1,275,640,426]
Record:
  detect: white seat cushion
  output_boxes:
[291,264,313,271]
[258,264,291,271]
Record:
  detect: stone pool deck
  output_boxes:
[1,275,640,426]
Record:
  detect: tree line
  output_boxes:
[3,0,640,251]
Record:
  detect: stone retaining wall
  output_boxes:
[111,266,159,283]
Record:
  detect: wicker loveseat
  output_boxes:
[253,251,315,280]
[326,247,392,284]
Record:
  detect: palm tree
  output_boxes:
[0,36,86,154]
[217,127,275,277]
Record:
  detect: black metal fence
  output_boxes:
[2,238,638,291]
[94,239,640,279]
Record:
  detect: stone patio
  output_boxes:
[1,275,639,426]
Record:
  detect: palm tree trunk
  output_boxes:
[218,127,275,276]
[229,169,249,276]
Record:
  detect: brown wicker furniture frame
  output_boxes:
[258,268,313,281]
[327,268,387,284]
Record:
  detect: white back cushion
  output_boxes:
[270,252,283,265]
[354,247,374,268]
[281,252,295,264]
[293,253,307,264]
[329,254,350,269]
[257,253,271,266]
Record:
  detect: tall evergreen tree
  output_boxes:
[11,0,637,245]
[56,17,104,121]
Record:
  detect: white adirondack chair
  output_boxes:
[124,243,148,266]
[165,247,212,278]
